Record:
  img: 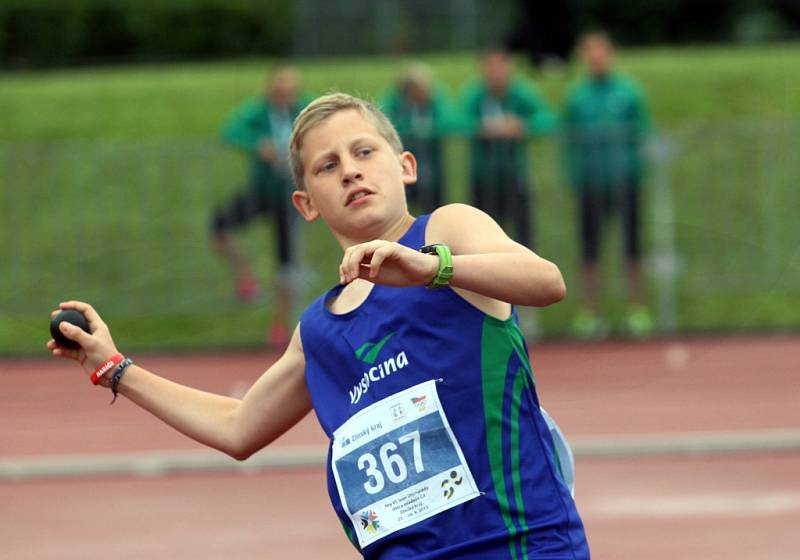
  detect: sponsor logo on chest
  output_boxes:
[349,332,410,405]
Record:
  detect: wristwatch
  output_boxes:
[419,244,454,289]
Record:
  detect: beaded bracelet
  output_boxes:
[109,357,134,405]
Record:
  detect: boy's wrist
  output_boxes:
[419,244,454,288]
[90,352,124,385]
[422,254,439,284]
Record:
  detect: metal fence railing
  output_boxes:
[649,119,800,331]
[669,119,800,291]
[290,0,512,57]
[1,118,798,352]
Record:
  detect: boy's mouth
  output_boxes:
[345,188,374,207]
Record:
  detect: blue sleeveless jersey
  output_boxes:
[300,215,590,559]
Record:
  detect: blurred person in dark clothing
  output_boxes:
[460,49,556,249]
[380,64,455,213]
[211,66,308,348]
[562,32,653,339]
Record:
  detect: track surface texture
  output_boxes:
[2,334,798,559]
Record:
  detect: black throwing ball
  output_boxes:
[50,309,90,349]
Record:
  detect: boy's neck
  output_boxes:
[337,212,416,249]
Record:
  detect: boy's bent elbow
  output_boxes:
[228,437,262,461]
[226,417,261,461]
[549,264,567,303]
[228,433,273,461]
[530,263,566,307]
[220,438,252,461]
[551,275,567,304]
[231,448,254,462]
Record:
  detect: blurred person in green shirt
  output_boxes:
[562,32,652,339]
[211,66,308,348]
[380,63,455,213]
[460,48,556,250]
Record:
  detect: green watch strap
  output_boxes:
[419,244,453,289]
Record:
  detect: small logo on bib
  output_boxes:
[391,404,406,422]
[360,510,381,533]
[440,470,464,500]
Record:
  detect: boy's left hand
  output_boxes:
[340,240,439,287]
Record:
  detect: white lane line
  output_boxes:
[585,492,800,519]
[572,428,800,457]
[2,429,800,481]
[0,446,327,481]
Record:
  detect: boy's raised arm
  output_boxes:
[339,204,565,308]
[428,203,566,307]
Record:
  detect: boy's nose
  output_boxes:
[341,158,363,185]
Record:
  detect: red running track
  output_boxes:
[1,334,799,558]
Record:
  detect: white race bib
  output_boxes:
[331,379,481,548]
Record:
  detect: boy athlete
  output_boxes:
[49,94,590,559]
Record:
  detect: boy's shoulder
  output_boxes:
[428,202,475,223]
[426,203,496,246]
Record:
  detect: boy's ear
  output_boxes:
[400,151,418,185]
[291,189,320,222]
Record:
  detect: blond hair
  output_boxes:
[289,93,403,191]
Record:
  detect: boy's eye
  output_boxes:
[319,161,337,173]
[356,147,373,157]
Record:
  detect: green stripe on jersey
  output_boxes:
[340,519,360,551]
[480,316,536,559]
[511,368,531,559]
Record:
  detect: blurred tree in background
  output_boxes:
[575,0,798,44]
[0,0,292,68]
[0,0,798,70]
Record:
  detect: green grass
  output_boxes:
[1,44,799,354]
[2,45,797,140]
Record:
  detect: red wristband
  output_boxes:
[91,353,124,385]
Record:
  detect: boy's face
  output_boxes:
[292,109,416,240]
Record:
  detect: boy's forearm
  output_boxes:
[450,253,566,307]
[116,366,243,458]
